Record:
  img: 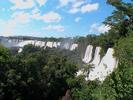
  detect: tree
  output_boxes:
[0,45,78,100]
[105,0,133,37]
[98,35,133,100]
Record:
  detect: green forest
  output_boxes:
[0,0,133,100]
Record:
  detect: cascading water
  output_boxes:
[16,40,35,47]
[82,45,93,63]
[88,48,118,81]
[57,42,61,47]
[70,44,78,51]
[52,42,56,48]
[18,48,23,53]
[41,42,46,47]
[90,47,101,66]
[4,39,78,51]
[46,41,53,48]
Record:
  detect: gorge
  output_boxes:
[0,37,118,82]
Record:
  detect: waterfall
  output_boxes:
[16,40,35,47]
[82,45,93,63]
[53,42,58,48]
[34,41,45,47]
[46,41,53,48]
[88,48,118,81]
[90,47,101,66]
[18,48,23,53]
[41,42,46,47]
[57,42,61,47]
[1,38,119,81]
[70,44,78,51]
[35,41,40,46]
[4,39,78,51]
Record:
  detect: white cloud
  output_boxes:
[12,11,62,24]
[72,0,84,8]
[69,7,79,14]
[9,0,35,10]
[12,12,31,24]
[44,25,64,32]
[0,11,31,36]
[9,0,47,10]
[69,0,83,14]
[81,3,99,13]
[75,17,81,22]
[0,20,15,36]
[31,12,41,20]
[41,12,61,23]
[11,10,62,23]
[32,8,40,14]
[36,0,47,6]
[31,8,42,20]
[98,25,111,33]
[1,1,62,36]
[58,0,99,14]
[58,0,71,7]
[69,2,99,14]
[89,23,111,34]
[59,0,85,8]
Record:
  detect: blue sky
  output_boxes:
[0,0,118,37]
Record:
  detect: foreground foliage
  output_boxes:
[0,45,78,100]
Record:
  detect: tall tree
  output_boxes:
[104,0,133,37]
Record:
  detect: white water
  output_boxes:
[70,44,78,51]
[6,39,79,50]
[46,42,53,48]
[57,42,61,47]
[35,41,45,47]
[53,42,58,48]
[82,45,93,63]
[18,48,23,53]
[6,39,78,51]
[16,40,35,47]
[41,42,46,47]
[88,48,118,81]
[90,47,101,66]
[15,40,45,48]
